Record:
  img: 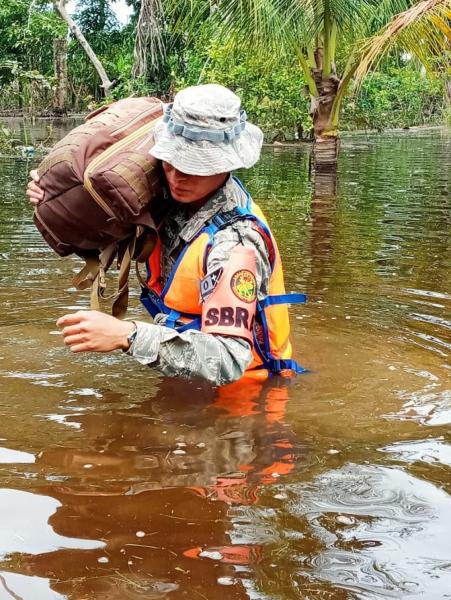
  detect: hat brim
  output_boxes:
[149,120,263,176]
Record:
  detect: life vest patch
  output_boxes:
[231,270,257,303]
[200,267,223,302]
[201,245,257,344]
[204,306,254,331]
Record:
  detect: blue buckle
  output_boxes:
[210,208,244,231]
[211,214,226,228]
[266,358,307,375]
[165,309,181,329]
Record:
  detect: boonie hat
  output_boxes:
[150,84,264,176]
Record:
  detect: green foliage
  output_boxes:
[0,1,65,80]
[67,27,132,108]
[68,0,130,108]
[0,1,64,112]
[166,0,449,137]
[0,60,53,113]
[75,0,119,38]
[172,39,312,141]
[443,104,451,126]
[341,65,446,130]
[0,0,447,137]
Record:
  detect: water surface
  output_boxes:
[0,126,449,599]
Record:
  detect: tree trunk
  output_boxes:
[445,80,451,104]
[312,135,340,170]
[310,71,341,171]
[132,0,165,80]
[53,38,68,115]
[53,0,113,95]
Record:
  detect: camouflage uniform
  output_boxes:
[127,177,271,385]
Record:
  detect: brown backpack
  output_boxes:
[34,97,164,317]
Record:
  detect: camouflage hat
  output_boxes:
[150,84,264,175]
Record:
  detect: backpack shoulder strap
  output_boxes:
[202,205,276,275]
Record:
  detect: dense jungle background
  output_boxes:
[0,0,448,144]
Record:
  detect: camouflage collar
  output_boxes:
[178,177,248,243]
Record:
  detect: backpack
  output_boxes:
[33,97,164,317]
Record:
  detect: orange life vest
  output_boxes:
[140,178,306,378]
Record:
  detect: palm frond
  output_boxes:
[353,0,451,88]
[214,1,293,53]
[173,1,399,53]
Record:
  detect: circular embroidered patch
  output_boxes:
[231,270,257,303]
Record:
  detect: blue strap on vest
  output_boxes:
[259,293,307,308]
[262,358,308,375]
[165,309,181,329]
[254,295,307,375]
[202,206,250,243]
[166,309,202,332]
[176,317,201,332]
[140,287,165,318]
[210,207,249,229]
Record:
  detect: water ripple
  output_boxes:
[230,464,451,598]
[380,438,451,467]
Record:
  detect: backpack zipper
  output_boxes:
[84,117,161,220]
[110,102,162,137]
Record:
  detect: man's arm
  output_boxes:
[127,221,271,384]
[57,308,252,385]
[128,322,253,385]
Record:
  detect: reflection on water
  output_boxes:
[0,489,104,556]
[380,437,451,466]
[0,571,65,600]
[0,378,301,599]
[0,126,450,598]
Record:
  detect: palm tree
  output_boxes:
[172,0,450,171]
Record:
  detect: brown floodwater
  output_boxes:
[0,125,450,599]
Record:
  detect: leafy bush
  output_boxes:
[168,39,445,139]
[341,65,445,130]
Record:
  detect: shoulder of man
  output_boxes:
[205,219,272,299]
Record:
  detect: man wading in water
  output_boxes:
[27,84,305,385]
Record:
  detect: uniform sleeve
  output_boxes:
[127,222,271,385]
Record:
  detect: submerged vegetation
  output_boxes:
[0,125,22,155]
[0,121,54,158]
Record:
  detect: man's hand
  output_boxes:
[26,169,44,205]
[57,310,136,353]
